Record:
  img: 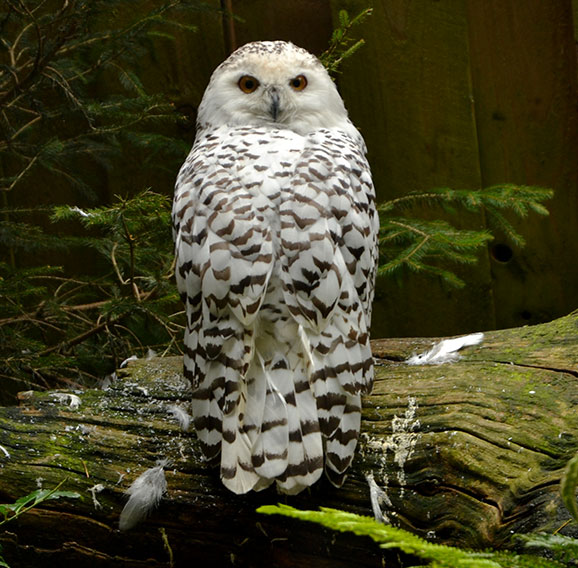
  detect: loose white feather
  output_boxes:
[407,332,484,365]
[51,392,81,409]
[366,473,392,523]
[120,354,138,368]
[167,404,192,432]
[119,461,168,531]
[69,205,91,218]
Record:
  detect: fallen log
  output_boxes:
[0,312,576,567]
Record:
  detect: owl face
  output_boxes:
[197,41,355,137]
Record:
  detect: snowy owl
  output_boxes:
[172,40,378,495]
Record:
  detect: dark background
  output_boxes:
[12,0,578,339]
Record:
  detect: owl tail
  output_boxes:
[213,320,370,494]
[219,328,325,495]
[310,315,373,487]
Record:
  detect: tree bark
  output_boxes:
[0,313,576,567]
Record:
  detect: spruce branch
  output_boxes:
[2,186,182,390]
[319,8,373,77]
[378,184,553,286]
[258,505,571,568]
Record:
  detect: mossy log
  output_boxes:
[0,313,576,567]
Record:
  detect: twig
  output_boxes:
[35,289,156,357]
[1,153,40,192]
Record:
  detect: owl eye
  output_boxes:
[289,74,308,91]
[238,75,260,93]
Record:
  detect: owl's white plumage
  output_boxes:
[172,41,378,494]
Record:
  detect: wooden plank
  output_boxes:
[574,0,578,40]
[333,0,495,337]
[229,0,334,55]
[466,0,578,329]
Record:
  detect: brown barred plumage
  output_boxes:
[172,41,378,494]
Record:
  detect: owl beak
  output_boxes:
[268,87,280,121]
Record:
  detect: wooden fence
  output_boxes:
[152,0,578,338]
[26,0,578,339]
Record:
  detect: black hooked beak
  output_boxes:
[268,87,280,121]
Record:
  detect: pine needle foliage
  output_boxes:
[379,184,553,286]
[1,191,182,391]
[319,8,373,77]
[0,1,205,394]
[0,0,196,201]
[317,11,553,288]
[257,504,573,568]
[518,534,578,567]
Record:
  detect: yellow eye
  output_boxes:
[289,74,308,91]
[238,75,260,93]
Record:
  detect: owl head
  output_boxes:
[196,41,358,138]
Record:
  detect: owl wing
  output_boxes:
[279,128,378,485]
[173,127,277,491]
